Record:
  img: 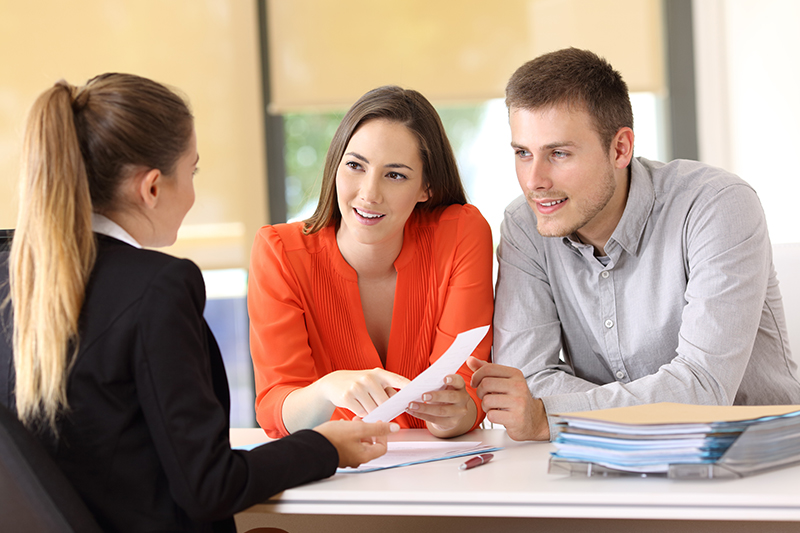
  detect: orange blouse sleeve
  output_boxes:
[248,226,315,438]
[429,204,494,431]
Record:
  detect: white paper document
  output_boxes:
[362,325,490,424]
[337,440,501,473]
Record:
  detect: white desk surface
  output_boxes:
[230,427,800,528]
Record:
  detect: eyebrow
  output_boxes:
[344,151,414,171]
[510,141,577,151]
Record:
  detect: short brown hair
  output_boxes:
[304,85,466,234]
[505,48,633,150]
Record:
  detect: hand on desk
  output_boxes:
[406,373,477,438]
[314,419,400,468]
[468,357,550,441]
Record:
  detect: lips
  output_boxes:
[533,197,568,215]
[354,207,384,219]
[539,199,566,207]
[353,207,385,225]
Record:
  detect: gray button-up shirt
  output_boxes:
[494,157,800,436]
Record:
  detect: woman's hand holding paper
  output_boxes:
[406,373,478,438]
[317,369,411,417]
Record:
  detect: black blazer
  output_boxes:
[0,235,338,532]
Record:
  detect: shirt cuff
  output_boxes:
[541,392,593,441]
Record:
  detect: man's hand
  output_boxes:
[467,356,550,441]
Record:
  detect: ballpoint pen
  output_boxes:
[459,453,494,471]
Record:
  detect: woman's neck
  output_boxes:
[335,227,403,280]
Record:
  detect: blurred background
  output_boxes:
[1,0,798,427]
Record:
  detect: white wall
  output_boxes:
[693,0,800,246]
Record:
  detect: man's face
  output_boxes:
[509,105,628,249]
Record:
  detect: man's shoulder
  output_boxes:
[502,194,537,227]
[638,157,753,198]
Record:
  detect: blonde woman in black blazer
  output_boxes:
[0,73,395,533]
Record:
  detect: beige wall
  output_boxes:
[0,0,666,270]
[0,0,267,269]
[268,0,664,112]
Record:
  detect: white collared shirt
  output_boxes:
[91,213,142,249]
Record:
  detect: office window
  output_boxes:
[202,269,254,428]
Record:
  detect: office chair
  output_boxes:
[0,401,102,532]
[0,229,12,252]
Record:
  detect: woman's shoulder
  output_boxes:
[254,221,332,256]
[413,204,491,235]
[91,236,205,306]
[95,235,198,277]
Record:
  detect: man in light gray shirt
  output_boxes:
[468,48,800,441]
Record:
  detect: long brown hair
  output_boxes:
[304,86,466,234]
[8,73,193,431]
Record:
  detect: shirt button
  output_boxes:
[615,370,625,380]
[604,319,614,328]
[601,271,610,278]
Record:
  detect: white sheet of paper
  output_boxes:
[362,325,490,423]
[338,440,499,473]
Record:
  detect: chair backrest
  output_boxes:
[0,229,12,252]
[773,243,800,365]
[0,402,102,532]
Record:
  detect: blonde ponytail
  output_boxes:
[8,73,193,432]
[10,82,96,431]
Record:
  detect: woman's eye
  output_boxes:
[387,172,407,180]
[345,161,361,170]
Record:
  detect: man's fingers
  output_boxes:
[466,355,488,372]
[470,362,520,388]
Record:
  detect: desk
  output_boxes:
[232,428,800,533]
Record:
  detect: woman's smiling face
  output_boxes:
[335,119,430,251]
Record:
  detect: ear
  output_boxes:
[418,183,432,203]
[610,127,634,169]
[135,168,164,210]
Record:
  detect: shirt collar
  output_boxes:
[91,213,142,249]
[605,157,655,257]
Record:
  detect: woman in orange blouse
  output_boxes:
[249,86,494,439]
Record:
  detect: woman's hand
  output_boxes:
[314,419,399,468]
[317,368,411,417]
[405,373,477,438]
[282,368,409,434]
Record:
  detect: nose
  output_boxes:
[359,170,382,204]
[522,157,552,192]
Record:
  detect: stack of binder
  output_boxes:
[548,403,800,479]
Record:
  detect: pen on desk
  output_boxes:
[459,453,493,471]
